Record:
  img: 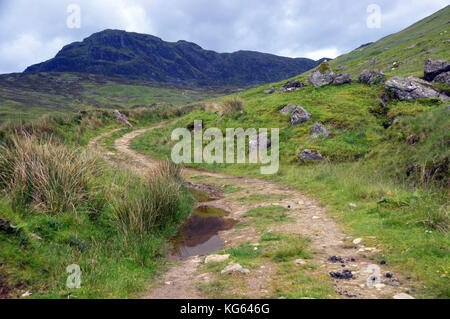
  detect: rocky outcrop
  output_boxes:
[333,73,351,86]
[433,71,450,84]
[311,123,331,139]
[308,69,335,88]
[299,149,323,161]
[112,110,133,127]
[290,106,312,126]
[280,80,306,92]
[384,76,449,101]
[424,58,450,81]
[358,69,385,85]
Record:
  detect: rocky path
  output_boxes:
[89,125,413,300]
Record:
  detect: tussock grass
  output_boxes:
[0,136,102,215]
[112,161,188,235]
[221,97,243,115]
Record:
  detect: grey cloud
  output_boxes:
[0,0,448,74]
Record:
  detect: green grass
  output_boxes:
[0,111,195,298]
[0,72,237,122]
[130,82,449,298]
[243,206,292,231]
[196,233,331,299]
[329,6,450,80]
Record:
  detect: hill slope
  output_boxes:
[328,5,450,78]
[0,72,236,121]
[24,29,325,86]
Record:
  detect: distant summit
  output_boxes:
[25,29,325,86]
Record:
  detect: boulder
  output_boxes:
[299,149,323,161]
[249,131,271,153]
[333,73,351,86]
[311,123,331,139]
[433,71,450,84]
[308,69,335,88]
[291,106,312,126]
[358,69,385,85]
[424,58,450,81]
[112,110,133,128]
[338,65,346,70]
[264,88,275,94]
[384,76,449,101]
[280,80,305,92]
[279,104,297,115]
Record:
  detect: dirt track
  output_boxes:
[89,125,411,299]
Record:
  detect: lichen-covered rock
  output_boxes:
[424,58,450,81]
[279,104,297,115]
[311,123,331,139]
[358,69,385,85]
[299,149,323,161]
[308,69,335,88]
[333,73,351,86]
[433,71,450,84]
[384,76,449,101]
[291,106,312,126]
[280,80,306,92]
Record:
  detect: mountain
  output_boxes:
[24,30,325,86]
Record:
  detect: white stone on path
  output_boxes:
[205,254,230,264]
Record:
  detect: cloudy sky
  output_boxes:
[0,0,448,74]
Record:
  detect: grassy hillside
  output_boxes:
[131,80,449,298]
[328,5,450,79]
[0,6,448,300]
[0,72,235,121]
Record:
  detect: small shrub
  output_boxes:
[221,97,243,115]
[423,205,449,233]
[318,61,332,74]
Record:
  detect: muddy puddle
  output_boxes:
[170,205,238,260]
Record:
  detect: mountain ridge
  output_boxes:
[25,29,326,86]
